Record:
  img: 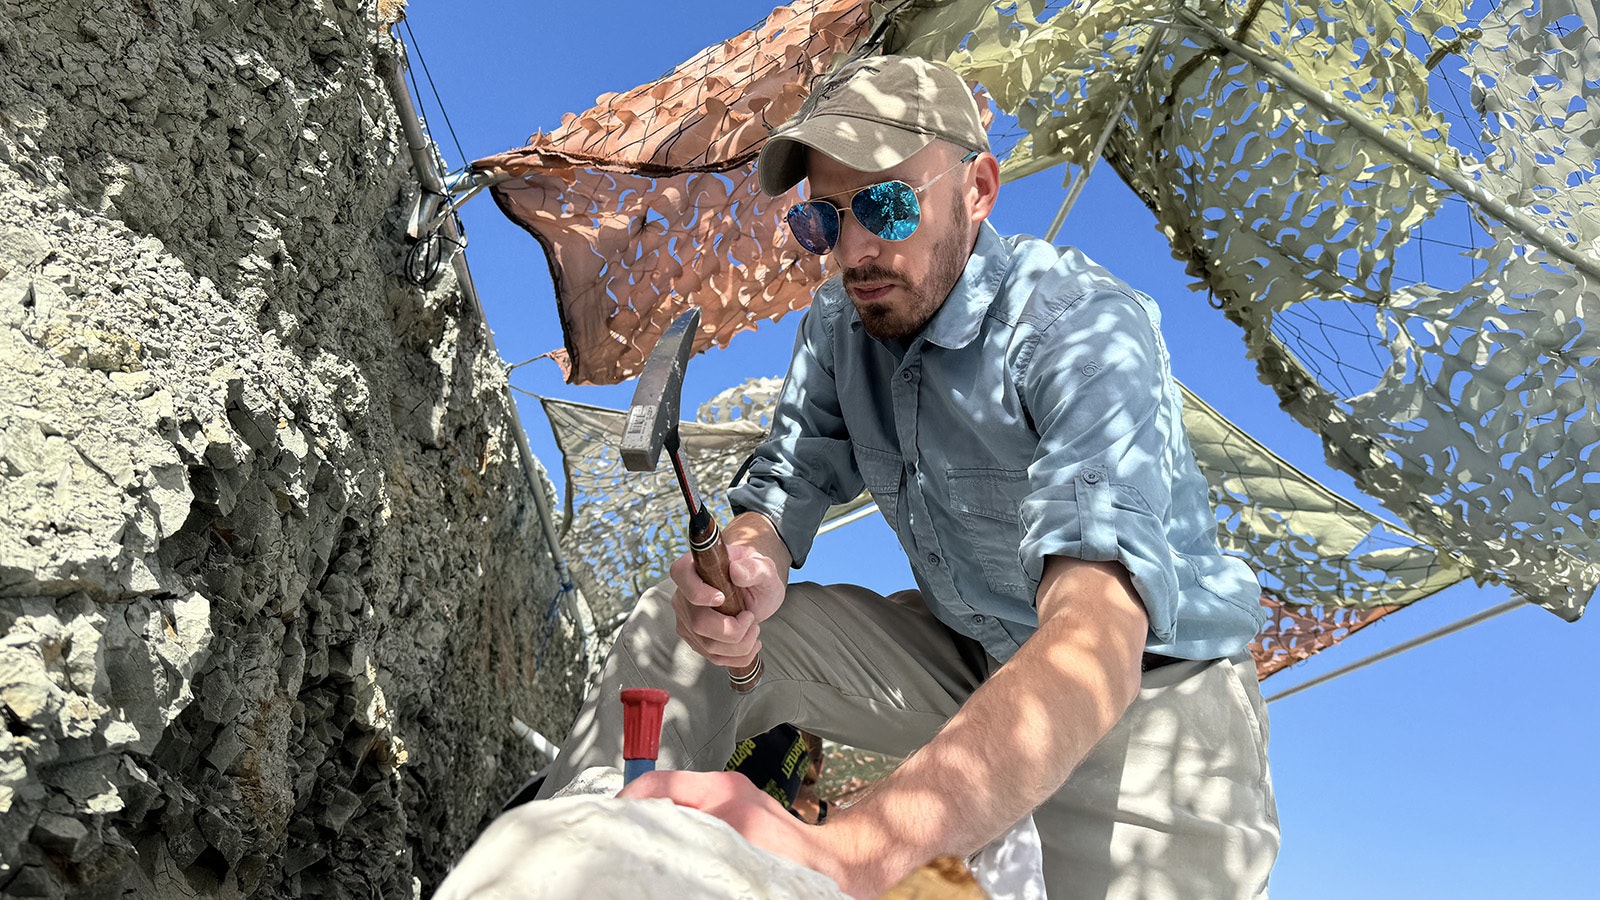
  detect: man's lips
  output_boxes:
[845,279,897,302]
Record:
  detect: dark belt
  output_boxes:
[1141,651,1185,672]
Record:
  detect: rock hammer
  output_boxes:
[620,307,763,692]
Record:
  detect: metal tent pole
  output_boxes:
[1265,598,1526,703]
[1045,18,1173,242]
[376,34,597,656]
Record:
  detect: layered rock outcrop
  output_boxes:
[0,1,580,895]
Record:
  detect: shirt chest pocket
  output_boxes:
[948,467,1033,600]
[853,444,902,529]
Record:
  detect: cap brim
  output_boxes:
[756,114,935,197]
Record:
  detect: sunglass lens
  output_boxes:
[853,181,919,241]
[786,202,839,254]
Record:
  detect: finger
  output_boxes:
[674,614,709,657]
[684,605,756,648]
[617,769,744,807]
[672,588,729,657]
[673,597,745,655]
[699,619,761,665]
[681,632,761,670]
[672,554,729,602]
[682,611,761,668]
[668,553,725,608]
[702,638,762,670]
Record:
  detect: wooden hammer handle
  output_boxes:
[689,516,764,693]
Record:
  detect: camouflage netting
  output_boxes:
[475,0,875,383]
[893,0,1600,617]
[541,379,875,633]
[479,0,1596,666]
[1179,385,1460,676]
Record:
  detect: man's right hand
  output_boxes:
[668,514,790,669]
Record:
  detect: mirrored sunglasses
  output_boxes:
[784,151,979,255]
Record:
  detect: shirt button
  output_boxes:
[970,614,986,626]
[1084,470,1102,484]
[907,461,917,476]
[927,553,941,567]
[901,369,914,382]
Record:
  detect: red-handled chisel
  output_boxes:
[621,688,670,784]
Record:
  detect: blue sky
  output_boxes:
[404,3,1595,895]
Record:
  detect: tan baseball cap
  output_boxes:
[757,54,989,197]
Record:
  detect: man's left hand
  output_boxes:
[617,769,878,897]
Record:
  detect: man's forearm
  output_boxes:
[820,558,1148,895]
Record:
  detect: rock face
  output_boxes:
[0,1,581,896]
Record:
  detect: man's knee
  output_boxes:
[618,579,680,640]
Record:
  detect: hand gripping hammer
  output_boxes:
[620,307,763,693]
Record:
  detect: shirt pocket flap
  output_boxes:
[949,467,1028,523]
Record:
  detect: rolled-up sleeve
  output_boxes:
[1016,289,1183,641]
[729,305,862,567]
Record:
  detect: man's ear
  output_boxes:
[968,152,1001,223]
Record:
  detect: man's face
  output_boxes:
[805,143,978,342]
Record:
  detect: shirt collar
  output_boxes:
[919,220,1010,351]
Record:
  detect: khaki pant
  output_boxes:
[538,580,1279,899]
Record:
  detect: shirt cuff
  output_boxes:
[1018,468,1180,643]
[728,475,831,568]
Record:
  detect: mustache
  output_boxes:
[842,265,905,289]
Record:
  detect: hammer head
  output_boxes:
[621,307,701,472]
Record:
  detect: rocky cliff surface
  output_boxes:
[0,1,581,895]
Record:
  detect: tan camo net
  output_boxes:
[474,0,1598,678]
[476,0,873,382]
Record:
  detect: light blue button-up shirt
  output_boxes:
[729,222,1265,663]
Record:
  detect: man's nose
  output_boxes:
[832,212,879,268]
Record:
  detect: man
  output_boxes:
[538,55,1278,898]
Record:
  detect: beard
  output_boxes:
[843,193,972,342]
